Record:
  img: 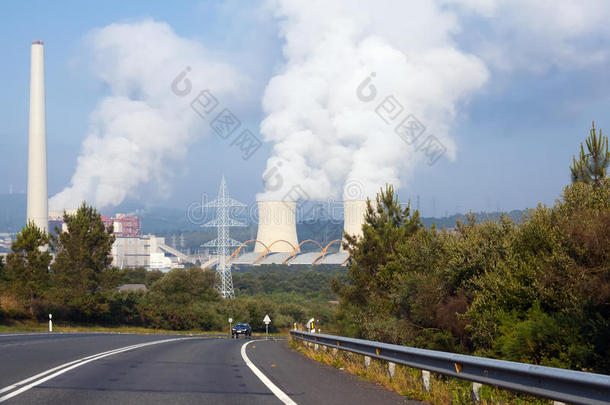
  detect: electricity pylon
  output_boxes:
[202,176,246,298]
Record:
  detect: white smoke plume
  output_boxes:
[50,20,245,211]
[258,0,489,201]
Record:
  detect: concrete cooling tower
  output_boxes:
[27,40,48,233]
[255,201,299,252]
[341,200,368,250]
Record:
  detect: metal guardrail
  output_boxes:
[290,330,610,405]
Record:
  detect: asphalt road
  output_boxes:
[0,332,419,404]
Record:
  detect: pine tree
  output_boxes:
[570,121,610,186]
[0,255,5,283]
[339,185,423,306]
[51,202,117,305]
[6,222,52,316]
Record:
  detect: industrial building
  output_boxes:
[23,40,368,273]
[227,198,368,266]
[111,234,187,271]
[102,214,141,237]
[49,212,191,271]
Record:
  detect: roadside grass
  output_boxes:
[0,321,289,337]
[290,339,550,405]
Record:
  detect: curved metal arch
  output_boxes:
[312,239,342,265]
[341,253,352,265]
[282,239,324,264]
[253,239,297,264]
[228,239,269,262]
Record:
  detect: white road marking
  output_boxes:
[0,340,162,394]
[0,333,49,338]
[241,340,297,405]
[0,338,191,402]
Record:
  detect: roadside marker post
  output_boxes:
[307,318,315,333]
[229,317,233,338]
[263,314,271,340]
[48,314,52,332]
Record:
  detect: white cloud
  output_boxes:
[446,0,610,72]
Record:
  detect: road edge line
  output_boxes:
[241,340,297,405]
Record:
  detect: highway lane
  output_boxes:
[0,332,190,389]
[0,333,417,404]
[246,340,418,404]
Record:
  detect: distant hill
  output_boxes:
[421,209,526,229]
[0,193,26,232]
[0,194,527,241]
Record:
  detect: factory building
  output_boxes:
[230,197,369,265]
[112,234,184,271]
[49,212,186,271]
[102,214,141,237]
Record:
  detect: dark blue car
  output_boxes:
[232,323,252,338]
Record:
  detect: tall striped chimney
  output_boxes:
[27,40,48,233]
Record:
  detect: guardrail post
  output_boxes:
[472,382,482,403]
[421,370,431,393]
[364,355,371,368]
[388,362,396,379]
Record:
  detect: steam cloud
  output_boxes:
[50,20,244,211]
[258,0,489,201]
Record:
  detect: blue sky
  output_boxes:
[1,0,609,217]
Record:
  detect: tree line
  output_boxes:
[0,204,338,331]
[333,123,610,373]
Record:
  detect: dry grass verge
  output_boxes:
[0,321,288,336]
[290,339,551,405]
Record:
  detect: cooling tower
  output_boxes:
[341,200,368,250]
[255,201,299,252]
[26,40,48,233]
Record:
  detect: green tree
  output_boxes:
[570,121,610,185]
[339,185,422,304]
[0,255,6,285]
[148,267,219,306]
[120,267,146,285]
[6,222,52,316]
[142,267,220,330]
[334,185,423,340]
[51,203,117,305]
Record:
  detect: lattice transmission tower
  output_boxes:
[202,176,246,298]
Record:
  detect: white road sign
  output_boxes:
[263,314,271,325]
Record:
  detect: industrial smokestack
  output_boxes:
[255,201,299,253]
[341,200,368,250]
[27,40,48,233]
